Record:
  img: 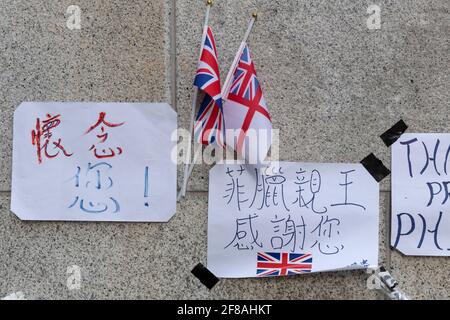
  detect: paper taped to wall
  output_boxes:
[392,133,450,256]
[11,102,177,222]
[207,162,379,278]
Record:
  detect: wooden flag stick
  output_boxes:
[178,0,213,202]
[178,13,258,201]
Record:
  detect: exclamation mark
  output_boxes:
[144,166,149,207]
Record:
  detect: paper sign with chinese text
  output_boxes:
[392,133,450,255]
[12,102,176,222]
[207,162,379,278]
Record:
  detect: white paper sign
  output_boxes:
[207,162,379,278]
[392,133,450,255]
[11,102,177,222]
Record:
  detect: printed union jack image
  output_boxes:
[256,252,313,277]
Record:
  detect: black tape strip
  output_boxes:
[191,263,219,290]
[360,153,390,182]
[380,119,408,147]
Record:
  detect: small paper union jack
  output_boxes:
[193,26,224,147]
[256,252,313,277]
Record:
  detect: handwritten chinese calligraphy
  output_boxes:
[30,111,126,215]
[292,168,327,214]
[12,102,176,222]
[223,165,248,211]
[392,133,450,256]
[207,162,379,278]
[224,167,344,254]
[310,215,343,255]
[85,112,125,159]
[331,170,366,211]
[225,214,262,250]
[68,162,120,214]
[31,113,73,164]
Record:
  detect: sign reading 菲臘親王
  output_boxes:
[207,162,379,278]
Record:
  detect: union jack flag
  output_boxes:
[193,26,224,147]
[223,44,272,162]
[256,252,312,277]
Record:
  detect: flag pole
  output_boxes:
[178,12,258,201]
[221,12,257,100]
[178,0,213,202]
[220,13,258,159]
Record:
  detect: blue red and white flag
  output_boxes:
[193,26,224,147]
[223,44,272,163]
[256,252,313,277]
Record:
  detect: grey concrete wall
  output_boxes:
[0,0,449,299]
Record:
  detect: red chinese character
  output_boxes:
[85,112,125,159]
[31,113,73,164]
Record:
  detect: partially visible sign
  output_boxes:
[392,133,450,255]
[12,102,176,222]
[207,162,379,278]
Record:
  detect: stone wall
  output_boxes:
[0,0,449,299]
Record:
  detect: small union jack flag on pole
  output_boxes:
[178,12,259,201]
[256,252,313,277]
[193,26,224,147]
[223,44,272,163]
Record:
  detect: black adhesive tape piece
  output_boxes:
[360,153,390,182]
[380,119,408,147]
[191,263,219,290]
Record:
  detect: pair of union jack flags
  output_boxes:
[193,26,272,162]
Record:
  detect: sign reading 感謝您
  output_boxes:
[11,102,176,222]
[207,162,379,278]
[392,133,450,255]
